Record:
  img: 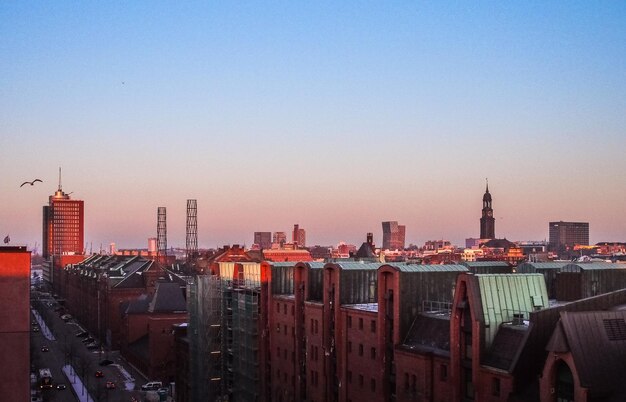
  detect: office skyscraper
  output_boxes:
[549,221,589,250]
[382,221,405,250]
[42,171,84,258]
[292,224,306,248]
[254,232,272,249]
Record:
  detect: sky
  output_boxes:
[1,2,625,250]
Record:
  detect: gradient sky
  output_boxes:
[1,2,625,251]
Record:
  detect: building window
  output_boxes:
[370,378,376,392]
[359,318,364,330]
[291,305,295,316]
[283,304,287,314]
[371,319,376,333]
[411,375,417,393]
[348,341,352,353]
[358,344,363,356]
[492,377,501,396]
[359,374,364,387]
[277,302,280,313]
[440,364,448,382]
[284,324,287,335]
[404,373,409,391]
[348,316,352,328]
[370,347,376,359]
[347,371,352,383]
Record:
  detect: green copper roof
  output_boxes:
[386,264,468,273]
[516,262,570,272]
[476,274,548,346]
[461,261,509,267]
[562,262,626,272]
[330,262,384,271]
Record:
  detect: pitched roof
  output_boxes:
[483,324,528,371]
[476,274,548,347]
[401,313,450,355]
[516,262,570,273]
[547,310,626,398]
[148,281,187,313]
[561,262,626,272]
[355,242,377,259]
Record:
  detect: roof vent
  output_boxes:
[512,313,525,325]
[604,318,626,341]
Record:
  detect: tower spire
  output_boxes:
[485,177,489,193]
[58,167,62,192]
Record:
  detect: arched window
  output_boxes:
[556,360,574,402]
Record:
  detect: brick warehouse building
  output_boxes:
[188,259,626,402]
[0,246,31,402]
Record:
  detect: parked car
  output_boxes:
[75,331,88,338]
[82,337,95,343]
[40,346,49,352]
[141,381,163,391]
[86,342,100,350]
[60,314,72,321]
[106,381,116,389]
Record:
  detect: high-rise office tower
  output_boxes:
[292,224,306,248]
[549,221,589,250]
[382,221,406,250]
[273,232,287,247]
[42,169,84,258]
[480,181,495,240]
[254,232,272,249]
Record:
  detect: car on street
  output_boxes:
[141,381,163,391]
[40,346,49,352]
[95,371,104,378]
[86,342,100,350]
[75,331,88,337]
[99,359,114,366]
[106,381,116,389]
[32,327,40,332]
[82,337,95,343]
[56,384,66,390]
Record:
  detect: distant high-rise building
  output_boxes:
[148,237,157,253]
[292,224,306,248]
[479,180,495,240]
[549,221,589,251]
[254,232,272,249]
[382,221,405,250]
[273,232,287,247]
[42,169,84,258]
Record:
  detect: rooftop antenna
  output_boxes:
[58,167,62,192]
[485,177,489,192]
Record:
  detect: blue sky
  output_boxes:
[1,2,625,249]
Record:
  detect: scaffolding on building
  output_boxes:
[189,275,224,402]
[189,264,262,402]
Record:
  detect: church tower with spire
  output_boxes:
[480,180,495,239]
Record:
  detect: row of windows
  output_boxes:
[347,342,376,359]
[275,323,295,337]
[276,346,295,362]
[347,316,376,333]
[276,302,295,316]
[346,371,377,392]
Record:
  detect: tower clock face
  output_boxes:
[487,211,493,217]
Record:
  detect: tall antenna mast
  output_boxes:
[58,167,62,191]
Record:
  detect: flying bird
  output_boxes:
[20,179,43,187]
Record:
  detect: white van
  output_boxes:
[141,381,163,391]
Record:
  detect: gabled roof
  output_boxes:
[547,310,626,398]
[125,294,151,314]
[148,282,187,313]
[462,261,510,268]
[483,324,528,371]
[476,274,548,347]
[328,262,383,271]
[385,263,468,273]
[516,262,570,272]
[401,313,450,355]
[561,262,626,272]
[355,242,377,259]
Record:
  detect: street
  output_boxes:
[31,291,147,402]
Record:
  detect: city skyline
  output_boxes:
[2,2,625,249]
